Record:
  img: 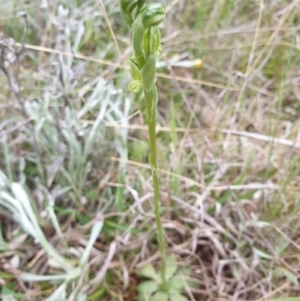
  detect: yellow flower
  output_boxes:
[195,58,202,69]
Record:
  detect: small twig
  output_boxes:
[95,0,121,58]
[256,282,290,301]
[0,119,31,139]
[67,263,90,301]
[100,122,300,149]
[14,42,238,91]
[111,156,278,191]
[221,129,300,149]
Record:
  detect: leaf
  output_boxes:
[45,283,67,301]
[1,287,24,300]
[132,15,145,58]
[231,264,240,280]
[3,295,17,301]
[150,292,169,301]
[75,293,87,301]
[169,275,184,293]
[185,277,199,289]
[165,255,178,281]
[253,247,274,260]
[178,267,191,277]
[276,267,298,285]
[80,220,103,265]
[19,271,80,282]
[138,281,158,301]
[170,293,189,301]
[139,264,160,281]
[275,236,290,255]
[244,220,270,228]
[141,55,156,92]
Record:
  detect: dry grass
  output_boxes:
[1,0,300,300]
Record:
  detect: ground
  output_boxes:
[0,0,300,300]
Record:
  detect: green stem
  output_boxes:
[144,88,166,286]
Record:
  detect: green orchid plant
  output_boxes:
[138,255,191,301]
[120,1,189,300]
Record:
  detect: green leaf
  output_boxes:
[185,277,199,289]
[45,283,66,301]
[275,236,290,255]
[128,80,143,93]
[150,292,169,301]
[138,280,158,301]
[170,294,189,301]
[120,9,133,26]
[139,264,161,281]
[165,255,178,281]
[141,55,156,92]
[276,267,298,285]
[2,287,25,300]
[169,275,184,292]
[231,264,240,280]
[141,3,166,28]
[253,247,274,260]
[3,295,17,301]
[132,15,145,58]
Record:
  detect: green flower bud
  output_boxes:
[155,44,162,58]
[128,80,143,93]
[143,26,161,57]
[141,3,166,28]
[129,55,142,81]
[137,0,146,7]
[136,0,146,10]
[121,0,139,16]
[120,0,139,25]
